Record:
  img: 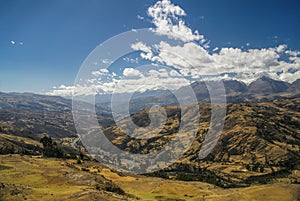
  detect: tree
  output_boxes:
[40,136,52,147]
[40,136,64,158]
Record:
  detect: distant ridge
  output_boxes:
[0,92,113,139]
[287,78,300,93]
[247,75,290,94]
[101,75,300,114]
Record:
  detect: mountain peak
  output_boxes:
[259,75,272,81]
[287,78,300,93]
[248,75,290,94]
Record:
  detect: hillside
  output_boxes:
[0,154,128,201]
[0,154,299,201]
[0,92,113,140]
[0,92,299,186]
[103,97,300,187]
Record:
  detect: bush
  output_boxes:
[40,136,64,158]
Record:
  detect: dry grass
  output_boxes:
[0,154,299,201]
[0,133,42,147]
[0,154,128,201]
[100,166,300,201]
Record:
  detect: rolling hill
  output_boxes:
[0,80,299,199]
[102,97,300,187]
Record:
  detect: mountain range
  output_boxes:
[0,75,299,188]
[97,76,300,115]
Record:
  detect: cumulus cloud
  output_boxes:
[92,68,109,76]
[132,42,300,85]
[211,47,281,73]
[276,44,287,53]
[152,41,213,76]
[279,69,300,83]
[46,85,75,96]
[48,0,300,97]
[123,68,143,77]
[142,0,299,83]
[169,69,181,77]
[113,73,189,94]
[147,0,204,42]
[131,42,154,60]
[47,69,190,96]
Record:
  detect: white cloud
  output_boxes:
[134,41,213,77]
[276,44,287,53]
[147,0,204,42]
[48,66,192,96]
[137,15,144,20]
[212,47,219,52]
[147,69,169,78]
[123,68,143,77]
[112,74,189,94]
[46,85,75,96]
[142,1,300,83]
[279,70,300,83]
[285,50,300,57]
[203,42,210,49]
[130,1,300,88]
[102,59,112,64]
[92,68,109,76]
[48,0,300,97]
[92,71,102,76]
[211,47,281,73]
[169,69,180,77]
[131,42,150,52]
[131,42,154,60]
[132,39,300,83]
[10,40,24,45]
[158,68,169,77]
[123,57,139,64]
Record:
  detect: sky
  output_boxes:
[0,0,300,94]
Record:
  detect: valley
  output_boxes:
[0,77,300,200]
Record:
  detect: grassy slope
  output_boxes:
[101,168,300,201]
[0,155,128,201]
[0,155,299,201]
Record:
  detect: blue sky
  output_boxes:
[0,0,300,93]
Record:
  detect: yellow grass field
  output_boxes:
[0,154,299,201]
